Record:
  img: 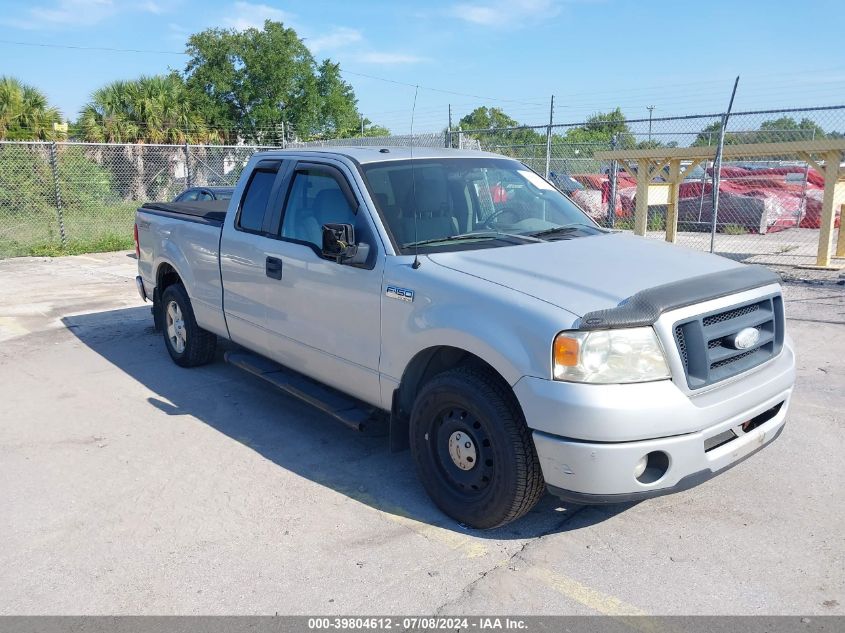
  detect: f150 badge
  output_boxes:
[386,285,414,302]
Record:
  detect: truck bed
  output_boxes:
[140,200,229,225]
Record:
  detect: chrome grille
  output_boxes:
[674,294,784,390]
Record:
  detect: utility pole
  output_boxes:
[544,95,555,178]
[361,115,365,137]
[447,104,453,148]
[647,105,655,142]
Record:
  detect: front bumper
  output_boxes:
[515,341,795,502]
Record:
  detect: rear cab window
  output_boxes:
[237,163,281,233]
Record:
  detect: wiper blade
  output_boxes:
[403,231,540,248]
[529,222,602,238]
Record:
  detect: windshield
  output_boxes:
[361,157,599,253]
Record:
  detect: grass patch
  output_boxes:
[721,224,748,235]
[27,233,134,257]
[1,201,137,258]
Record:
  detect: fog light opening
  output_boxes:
[636,451,670,484]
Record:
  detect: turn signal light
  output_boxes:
[553,335,579,367]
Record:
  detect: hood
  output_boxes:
[427,232,741,318]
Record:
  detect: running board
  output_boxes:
[224,350,374,431]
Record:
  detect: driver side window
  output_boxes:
[280,169,357,251]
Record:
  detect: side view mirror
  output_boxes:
[321,223,369,265]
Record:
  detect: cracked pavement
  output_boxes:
[0,251,842,615]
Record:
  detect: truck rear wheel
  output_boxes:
[160,284,217,367]
[409,365,544,529]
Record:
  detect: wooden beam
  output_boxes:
[815,150,842,266]
[634,159,651,236]
[678,158,706,182]
[666,159,682,243]
[836,182,845,258]
[595,138,845,161]
[798,152,825,177]
[648,159,671,181]
[618,158,638,178]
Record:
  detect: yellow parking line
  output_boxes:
[349,490,488,559]
[0,317,30,342]
[526,566,648,616]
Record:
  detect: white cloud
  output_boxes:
[224,1,292,31]
[448,0,560,27]
[306,27,363,54]
[299,23,424,66]
[140,1,165,14]
[2,0,167,30]
[353,52,426,65]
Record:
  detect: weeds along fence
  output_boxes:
[1,105,843,267]
[0,142,276,256]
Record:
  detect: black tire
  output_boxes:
[160,284,217,367]
[409,364,545,529]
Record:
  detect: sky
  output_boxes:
[2,0,845,134]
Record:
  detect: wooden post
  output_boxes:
[634,159,650,236]
[666,159,681,243]
[816,150,842,267]
[835,181,845,258]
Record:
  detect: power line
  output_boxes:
[0,39,185,55]
[336,69,546,106]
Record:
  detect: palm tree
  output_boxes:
[0,76,63,140]
[78,75,219,144]
[78,75,221,200]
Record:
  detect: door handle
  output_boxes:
[265,256,283,280]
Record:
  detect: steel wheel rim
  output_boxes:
[165,300,186,354]
[431,406,495,498]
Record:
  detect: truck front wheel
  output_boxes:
[160,284,217,367]
[409,365,545,529]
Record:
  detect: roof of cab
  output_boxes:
[251,146,509,165]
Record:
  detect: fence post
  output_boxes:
[709,76,740,253]
[458,126,463,150]
[48,141,67,247]
[544,95,554,178]
[607,134,618,228]
[184,141,192,189]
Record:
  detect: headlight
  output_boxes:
[553,327,671,384]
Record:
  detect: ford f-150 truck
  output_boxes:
[134,147,795,529]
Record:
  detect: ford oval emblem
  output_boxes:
[732,327,760,350]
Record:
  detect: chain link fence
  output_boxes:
[1,105,843,267]
[456,105,845,268]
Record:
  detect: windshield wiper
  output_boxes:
[403,231,541,249]
[528,223,603,239]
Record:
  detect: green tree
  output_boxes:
[459,106,519,130]
[564,108,634,148]
[314,60,361,138]
[361,118,391,137]
[691,121,727,147]
[78,75,218,200]
[0,76,63,140]
[692,116,826,147]
[458,106,545,154]
[77,74,217,144]
[747,116,825,143]
[183,20,372,142]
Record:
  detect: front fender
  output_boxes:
[380,257,578,390]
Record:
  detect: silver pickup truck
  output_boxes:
[135,147,795,529]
